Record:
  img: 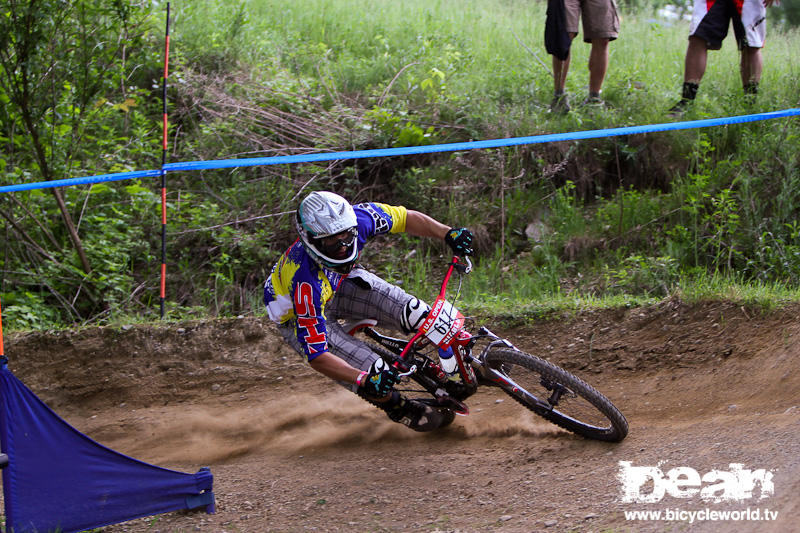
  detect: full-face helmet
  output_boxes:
[295,191,359,274]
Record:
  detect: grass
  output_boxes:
[175,0,800,120]
[674,272,800,311]
[324,242,797,330]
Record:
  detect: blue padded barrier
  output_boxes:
[0,358,214,533]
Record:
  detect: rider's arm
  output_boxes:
[405,210,449,240]
[309,351,363,385]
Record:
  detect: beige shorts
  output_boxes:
[564,0,620,43]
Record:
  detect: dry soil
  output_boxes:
[3,299,799,532]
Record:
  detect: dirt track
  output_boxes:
[3,299,799,532]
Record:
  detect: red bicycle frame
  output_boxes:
[397,256,477,386]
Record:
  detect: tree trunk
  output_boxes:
[17,62,92,275]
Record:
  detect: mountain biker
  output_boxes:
[263,191,474,431]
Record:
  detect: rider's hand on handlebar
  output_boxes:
[359,359,400,397]
[445,227,474,256]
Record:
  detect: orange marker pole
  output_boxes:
[159,3,171,319]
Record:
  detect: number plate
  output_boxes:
[419,297,465,348]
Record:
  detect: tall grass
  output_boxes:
[165,1,800,319]
[175,0,799,122]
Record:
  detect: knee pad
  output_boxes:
[400,297,430,334]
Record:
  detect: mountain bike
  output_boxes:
[346,256,628,442]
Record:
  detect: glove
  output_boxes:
[445,227,474,256]
[359,359,399,397]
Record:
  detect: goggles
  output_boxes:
[316,227,357,257]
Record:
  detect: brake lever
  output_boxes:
[452,256,473,274]
[397,365,417,378]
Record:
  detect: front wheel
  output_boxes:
[484,347,628,442]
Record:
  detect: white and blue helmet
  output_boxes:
[295,191,360,273]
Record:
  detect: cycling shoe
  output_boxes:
[386,396,444,432]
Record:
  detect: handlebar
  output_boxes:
[437,255,472,299]
[397,255,473,361]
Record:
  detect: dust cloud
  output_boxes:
[122,389,563,464]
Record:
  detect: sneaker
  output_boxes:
[581,95,605,107]
[386,396,444,432]
[672,82,699,116]
[550,93,570,114]
[668,98,691,117]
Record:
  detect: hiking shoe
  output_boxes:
[550,93,570,114]
[386,396,444,432]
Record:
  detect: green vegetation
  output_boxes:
[1,0,799,329]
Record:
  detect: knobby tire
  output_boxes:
[484,347,628,442]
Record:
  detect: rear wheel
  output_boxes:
[484,347,628,442]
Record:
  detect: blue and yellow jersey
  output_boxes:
[263,202,407,360]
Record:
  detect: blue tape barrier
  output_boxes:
[1,108,797,194]
[0,169,163,194]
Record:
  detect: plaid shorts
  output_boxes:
[278,268,424,391]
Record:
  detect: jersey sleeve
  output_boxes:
[263,251,298,324]
[291,275,331,360]
[354,202,407,237]
[263,242,334,361]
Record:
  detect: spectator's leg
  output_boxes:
[553,53,570,92]
[737,0,767,96]
[551,33,577,113]
[740,45,762,95]
[684,35,709,84]
[669,36,707,115]
[588,38,610,95]
[553,33,578,93]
